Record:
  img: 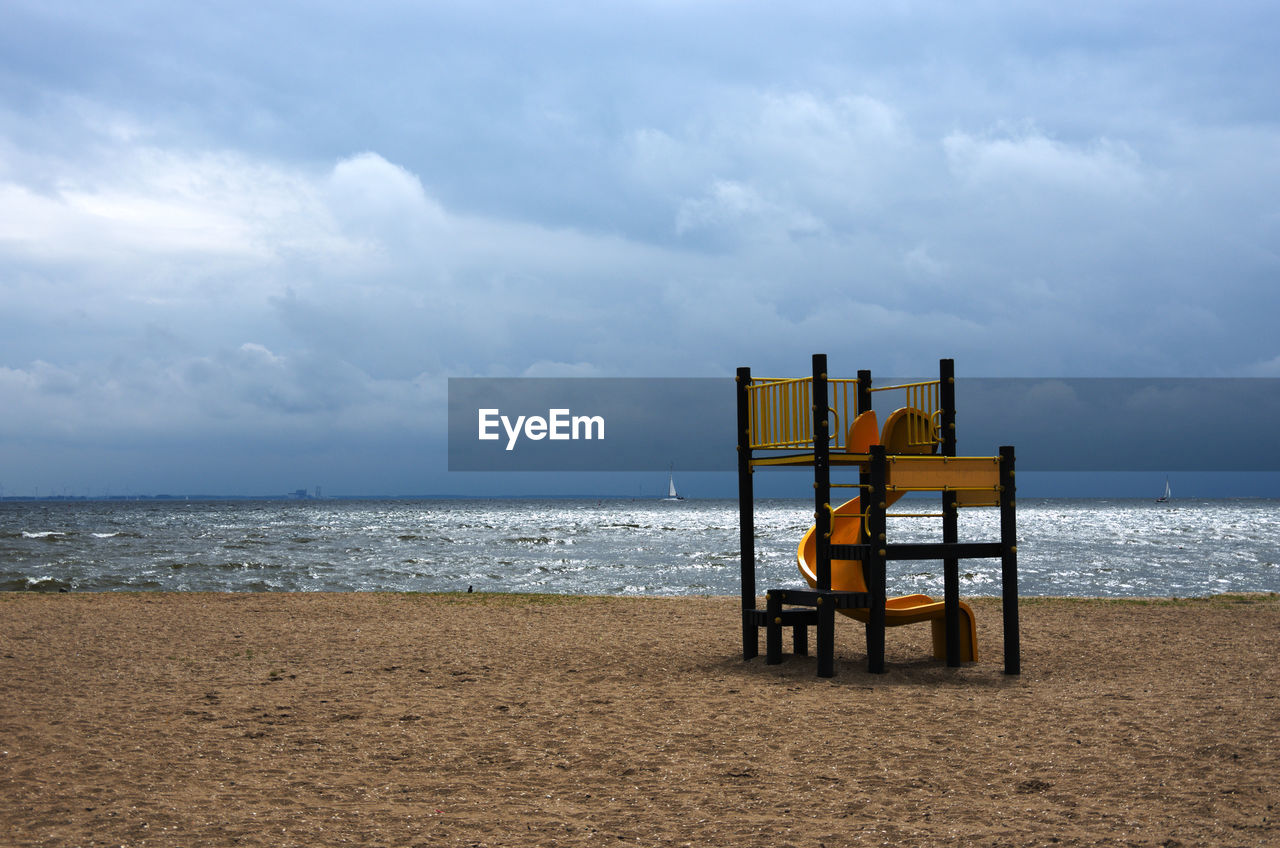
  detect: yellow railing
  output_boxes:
[747,377,811,450]
[747,376,943,452]
[747,377,859,451]
[871,379,941,448]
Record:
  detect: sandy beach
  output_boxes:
[2,591,1277,847]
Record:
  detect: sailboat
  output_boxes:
[664,466,685,501]
[1155,476,1171,503]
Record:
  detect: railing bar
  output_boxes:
[869,379,940,392]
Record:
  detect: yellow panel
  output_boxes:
[885,456,1001,490]
[955,489,1000,507]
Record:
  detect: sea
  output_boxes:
[2,498,1277,598]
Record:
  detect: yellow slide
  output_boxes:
[795,408,979,661]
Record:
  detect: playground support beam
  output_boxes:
[940,358,956,455]
[736,367,756,661]
[1000,445,1021,675]
[941,358,961,667]
[811,354,836,677]
[857,369,872,423]
[865,445,889,674]
[943,487,961,667]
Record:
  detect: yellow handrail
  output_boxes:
[745,376,945,452]
[746,376,860,451]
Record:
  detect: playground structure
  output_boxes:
[736,355,1020,678]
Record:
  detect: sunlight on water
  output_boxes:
[2,498,1277,597]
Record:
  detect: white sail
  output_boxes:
[1156,477,1171,502]
[665,467,684,500]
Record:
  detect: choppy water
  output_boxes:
[1,498,1277,597]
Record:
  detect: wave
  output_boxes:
[0,575,72,592]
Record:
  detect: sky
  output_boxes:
[2,1,1279,497]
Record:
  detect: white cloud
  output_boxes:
[637,90,918,245]
[943,128,1146,197]
[748,92,909,181]
[675,179,825,243]
[0,145,356,277]
[324,151,448,254]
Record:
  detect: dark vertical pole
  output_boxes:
[793,620,809,656]
[857,369,872,420]
[736,367,757,661]
[813,354,835,678]
[940,359,960,666]
[866,444,888,674]
[942,485,960,666]
[939,358,956,457]
[858,369,874,675]
[1000,445,1021,675]
[813,355,831,594]
[765,591,782,664]
[817,592,836,677]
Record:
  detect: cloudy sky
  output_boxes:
[2,1,1278,497]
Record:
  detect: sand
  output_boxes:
[2,591,1277,847]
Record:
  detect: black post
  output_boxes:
[940,359,961,666]
[813,354,836,678]
[942,488,960,666]
[857,369,872,421]
[939,358,956,457]
[765,591,782,664]
[736,367,757,661]
[857,371,874,675]
[866,444,888,674]
[793,620,809,656]
[1000,445,1021,675]
[817,599,836,678]
[813,355,831,594]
